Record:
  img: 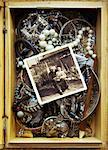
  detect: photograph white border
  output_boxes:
[24,44,87,105]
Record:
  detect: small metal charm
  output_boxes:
[41,116,69,137]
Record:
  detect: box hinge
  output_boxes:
[3,116,8,131]
[3,0,7,33]
[2,116,8,147]
[3,27,7,34]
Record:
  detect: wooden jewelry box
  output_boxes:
[0,0,108,149]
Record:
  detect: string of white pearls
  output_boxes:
[38,29,58,51]
[71,26,96,59]
[17,110,24,118]
[17,60,26,69]
[38,27,96,59]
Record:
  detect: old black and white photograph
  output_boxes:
[24,45,87,105]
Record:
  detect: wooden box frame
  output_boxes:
[0,0,108,149]
[0,3,4,149]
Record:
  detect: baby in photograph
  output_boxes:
[49,66,69,95]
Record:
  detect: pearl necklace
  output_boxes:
[36,27,96,59]
[38,29,59,51]
[71,26,96,59]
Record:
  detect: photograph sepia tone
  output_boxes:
[24,45,87,105]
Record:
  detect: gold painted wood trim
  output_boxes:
[100,2,108,149]
[4,0,108,149]
[6,137,102,149]
[0,2,3,7]
[0,6,4,149]
[5,7,16,145]
[7,1,103,8]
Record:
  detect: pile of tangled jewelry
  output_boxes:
[13,10,100,138]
